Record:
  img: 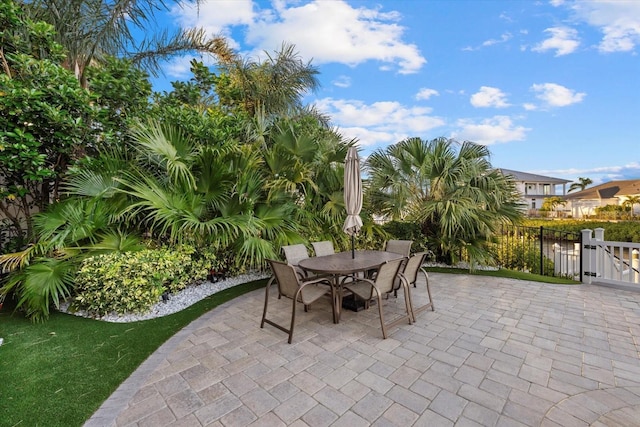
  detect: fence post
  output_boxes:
[594,228,605,280]
[581,229,593,284]
[539,226,544,276]
[553,243,561,276]
[633,249,639,284]
[574,242,580,279]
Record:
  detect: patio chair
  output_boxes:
[343,257,412,339]
[261,259,335,344]
[311,240,335,257]
[383,240,412,297]
[384,239,412,256]
[282,244,310,279]
[400,252,434,322]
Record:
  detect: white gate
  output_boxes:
[581,228,640,288]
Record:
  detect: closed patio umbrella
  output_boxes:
[343,147,363,258]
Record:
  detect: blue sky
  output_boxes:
[153,0,640,186]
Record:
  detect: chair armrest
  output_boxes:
[300,276,333,287]
[346,277,375,287]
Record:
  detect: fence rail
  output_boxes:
[582,228,640,288]
[491,225,582,279]
[493,226,640,289]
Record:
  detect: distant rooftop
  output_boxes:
[497,168,571,184]
[564,179,640,200]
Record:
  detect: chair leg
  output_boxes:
[375,290,387,339]
[261,277,275,328]
[424,272,434,311]
[401,276,415,323]
[404,286,414,325]
[288,297,297,344]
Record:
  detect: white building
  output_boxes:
[498,168,571,216]
[564,180,640,218]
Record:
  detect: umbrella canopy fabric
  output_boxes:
[343,147,363,237]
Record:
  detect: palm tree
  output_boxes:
[0,196,144,321]
[541,196,567,217]
[568,177,593,193]
[24,0,223,86]
[623,195,640,217]
[215,42,321,119]
[366,137,524,266]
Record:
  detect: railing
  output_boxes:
[582,228,640,288]
[491,225,582,279]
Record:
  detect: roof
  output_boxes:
[564,179,640,200]
[497,168,572,184]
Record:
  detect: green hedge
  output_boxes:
[522,219,640,243]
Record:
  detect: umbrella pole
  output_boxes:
[351,234,355,258]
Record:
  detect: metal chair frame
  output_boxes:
[400,252,435,322]
[261,259,335,344]
[343,258,413,339]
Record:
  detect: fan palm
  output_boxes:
[366,137,524,265]
[0,197,142,321]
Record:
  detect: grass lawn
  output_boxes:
[425,267,580,284]
[0,279,267,427]
[0,269,577,427]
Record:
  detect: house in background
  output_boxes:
[498,168,571,216]
[564,179,640,218]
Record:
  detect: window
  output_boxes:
[543,184,551,195]
[531,199,536,209]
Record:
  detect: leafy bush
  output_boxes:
[74,246,217,315]
[381,220,430,253]
[490,234,554,274]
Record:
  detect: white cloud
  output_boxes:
[470,86,510,108]
[416,88,439,101]
[530,83,586,107]
[532,27,580,56]
[162,53,219,79]
[314,98,445,147]
[245,0,426,74]
[563,0,640,53]
[451,116,530,145]
[482,32,513,47]
[332,75,351,88]
[463,32,512,51]
[539,162,640,182]
[172,0,254,45]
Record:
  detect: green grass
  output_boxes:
[425,267,580,284]
[0,279,267,427]
[0,269,578,427]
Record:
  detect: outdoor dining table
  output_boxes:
[298,250,405,323]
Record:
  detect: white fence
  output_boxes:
[581,228,640,288]
[552,242,581,279]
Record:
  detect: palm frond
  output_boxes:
[129,119,197,189]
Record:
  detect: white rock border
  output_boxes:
[58,271,270,323]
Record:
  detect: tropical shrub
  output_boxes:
[0,2,97,243]
[490,235,554,274]
[366,137,524,265]
[74,246,218,315]
[75,251,165,315]
[381,220,430,253]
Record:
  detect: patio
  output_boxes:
[86,273,640,426]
